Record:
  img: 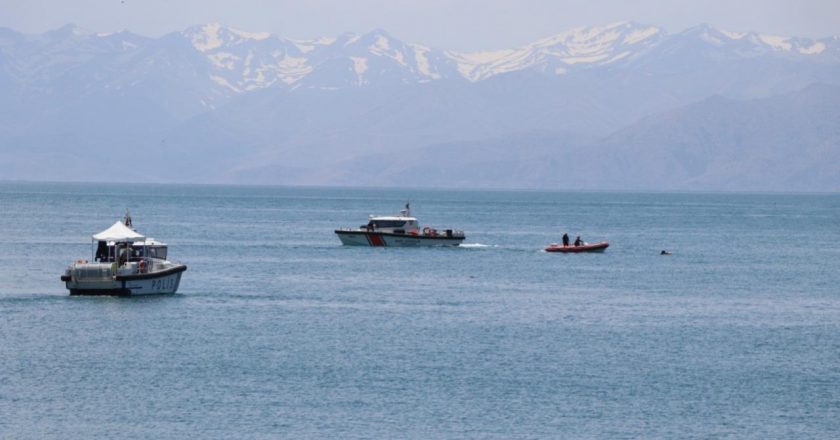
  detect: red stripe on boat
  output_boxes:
[368,233,385,247]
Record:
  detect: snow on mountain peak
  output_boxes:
[185,23,272,52]
[178,23,324,93]
[719,29,747,40]
[533,22,659,48]
[757,34,793,51]
[291,36,336,54]
[228,27,271,41]
[451,22,664,81]
[799,42,826,55]
[682,24,830,55]
[412,44,440,79]
[373,35,390,52]
[314,29,413,78]
[622,26,661,45]
[187,23,226,51]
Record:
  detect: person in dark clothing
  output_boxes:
[562,233,570,247]
[95,241,108,262]
[574,236,583,246]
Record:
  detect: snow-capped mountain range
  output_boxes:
[1,22,839,191]
[3,22,838,96]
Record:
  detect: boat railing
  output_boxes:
[70,262,115,281]
[423,228,465,238]
[124,257,167,274]
[337,227,464,237]
[69,257,163,280]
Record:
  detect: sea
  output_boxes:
[0,182,838,439]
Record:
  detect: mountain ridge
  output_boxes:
[3,21,838,92]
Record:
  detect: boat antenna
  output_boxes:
[124,209,133,229]
[401,201,410,217]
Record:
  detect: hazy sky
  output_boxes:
[2,0,840,50]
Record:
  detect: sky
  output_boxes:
[2,0,840,50]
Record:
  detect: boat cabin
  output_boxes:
[363,216,420,234]
[94,239,168,263]
[88,218,170,269]
[138,239,168,260]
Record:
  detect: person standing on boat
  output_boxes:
[562,233,570,247]
[574,236,583,246]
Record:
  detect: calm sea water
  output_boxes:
[1,182,838,439]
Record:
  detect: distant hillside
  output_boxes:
[575,83,840,191]
[324,84,840,192]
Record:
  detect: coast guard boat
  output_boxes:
[335,203,465,247]
[60,211,187,295]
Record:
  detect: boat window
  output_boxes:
[147,246,168,260]
[130,247,142,260]
[369,220,406,228]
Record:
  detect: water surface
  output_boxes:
[1,183,838,438]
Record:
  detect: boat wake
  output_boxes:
[458,243,496,249]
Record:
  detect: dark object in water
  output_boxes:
[660,250,672,255]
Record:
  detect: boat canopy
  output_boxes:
[92,221,145,242]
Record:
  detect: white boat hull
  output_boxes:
[63,264,186,296]
[335,230,464,247]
